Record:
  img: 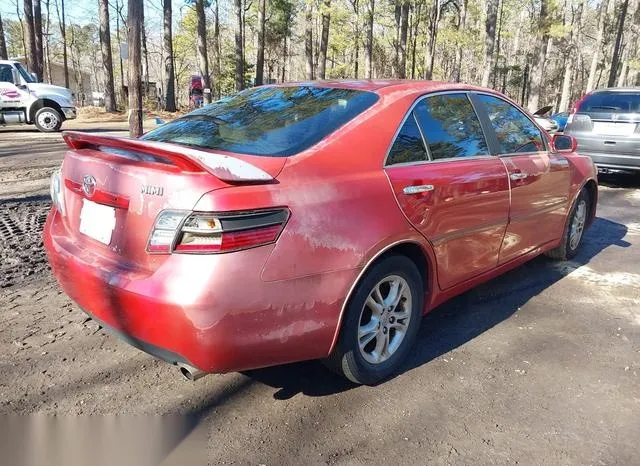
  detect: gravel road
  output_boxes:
[0,125,639,465]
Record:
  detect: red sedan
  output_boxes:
[44,81,597,384]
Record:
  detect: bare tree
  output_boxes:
[195,0,211,101]
[24,0,36,72]
[213,0,221,98]
[234,0,244,90]
[586,0,610,92]
[349,0,359,78]
[54,0,69,88]
[481,0,498,87]
[305,0,314,80]
[318,0,331,79]
[608,0,629,87]
[163,0,176,111]
[99,0,117,112]
[398,1,408,79]
[527,0,551,112]
[424,0,441,80]
[33,0,43,80]
[559,0,584,112]
[0,12,8,60]
[454,0,467,82]
[127,0,143,137]
[365,0,374,78]
[255,0,266,85]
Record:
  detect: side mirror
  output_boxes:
[11,68,20,85]
[30,72,39,83]
[552,134,577,153]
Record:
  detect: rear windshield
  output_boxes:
[579,92,640,113]
[142,86,379,156]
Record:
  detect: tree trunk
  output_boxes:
[255,0,266,85]
[234,0,244,90]
[318,0,331,79]
[617,58,628,87]
[586,0,610,92]
[527,0,550,112]
[305,1,314,80]
[608,0,629,87]
[0,12,8,60]
[351,0,359,79]
[214,0,221,98]
[424,0,440,80]
[481,0,498,87]
[116,0,125,105]
[559,0,583,112]
[24,0,36,73]
[44,0,52,82]
[282,35,287,82]
[398,1,409,78]
[492,0,504,89]
[99,0,117,112]
[54,0,69,88]
[33,0,43,80]
[365,0,374,78]
[142,23,149,97]
[127,0,143,137]
[195,0,211,101]
[163,0,175,111]
[454,0,467,82]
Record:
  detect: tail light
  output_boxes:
[147,209,289,254]
[567,94,587,125]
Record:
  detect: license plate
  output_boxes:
[79,199,116,245]
[592,122,636,136]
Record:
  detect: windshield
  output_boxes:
[142,86,379,157]
[15,63,36,83]
[579,92,640,113]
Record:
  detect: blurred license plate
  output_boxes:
[593,122,636,136]
[79,199,116,245]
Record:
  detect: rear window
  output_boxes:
[142,86,379,156]
[579,92,640,113]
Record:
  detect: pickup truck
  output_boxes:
[0,60,77,132]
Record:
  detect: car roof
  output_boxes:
[268,79,496,98]
[590,87,640,94]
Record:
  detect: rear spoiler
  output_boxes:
[62,131,273,183]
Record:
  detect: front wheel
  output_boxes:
[545,189,590,261]
[34,107,63,132]
[326,255,424,385]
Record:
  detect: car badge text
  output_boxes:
[141,185,164,196]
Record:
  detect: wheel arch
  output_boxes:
[28,98,64,123]
[582,178,598,227]
[327,239,435,355]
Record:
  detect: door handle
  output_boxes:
[509,173,528,181]
[403,184,435,195]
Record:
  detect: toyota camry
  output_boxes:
[44,81,597,385]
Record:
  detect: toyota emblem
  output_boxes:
[82,175,96,197]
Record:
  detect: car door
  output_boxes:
[384,92,510,291]
[471,93,571,264]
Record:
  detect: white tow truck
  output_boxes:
[0,60,76,132]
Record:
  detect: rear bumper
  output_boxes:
[578,151,640,171]
[62,107,77,120]
[569,132,640,171]
[44,207,359,373]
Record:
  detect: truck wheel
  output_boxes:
[34,107,63,132]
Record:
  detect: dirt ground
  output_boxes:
[0,124,639,465]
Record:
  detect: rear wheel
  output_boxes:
[34,107,63,132]
[326,255,424,385]
[545,189,590,260]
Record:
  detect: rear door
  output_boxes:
[471,93,571,264]
[385,92,510,290]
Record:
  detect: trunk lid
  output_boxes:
[58,132,285,272]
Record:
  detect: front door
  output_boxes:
[471,93,572,264]
[384,92,510,291]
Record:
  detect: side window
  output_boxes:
[414,94,489,160]
[386,112,429,165]
[476,94,545,154]
[0,64,14,83]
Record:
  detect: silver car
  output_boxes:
[564,87,640,172]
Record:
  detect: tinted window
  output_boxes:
[386,112,428,165]
[0,64,13,83]
[142,86,378,157]
[477,94,545,154]
[579,92,640,113]
[415,94,489,160]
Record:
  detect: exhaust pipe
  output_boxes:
[178,363,207,381]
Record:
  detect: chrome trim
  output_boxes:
[403,184,434,195]
[509,173,528,180]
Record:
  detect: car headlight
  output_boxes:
[50,167,65,215]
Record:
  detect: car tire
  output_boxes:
[34,107,63,132]
[545,189,590,261]
[325,254,424,385]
